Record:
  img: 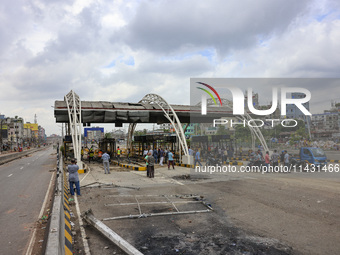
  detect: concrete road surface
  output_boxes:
[75,161,340,254]
[0,147,55,255]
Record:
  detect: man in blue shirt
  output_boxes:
[102,151,110,174]
[194,149,202,168]
[68,158,80,196]
[168,150,175,170]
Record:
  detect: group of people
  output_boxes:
[250,149,290,168]
[143,147,176,178]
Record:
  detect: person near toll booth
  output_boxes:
[102,151,110,174]
[68,158,81,196]
[117,146,121,163]
[147,153,155,178]
[89,146,94,163]
[168,150,175,170]
[145,152,150,177]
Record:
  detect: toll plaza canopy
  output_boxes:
[54,100,235,124]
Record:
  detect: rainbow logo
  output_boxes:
[196,82,223,106]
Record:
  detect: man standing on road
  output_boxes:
[145,152,150,177]
[147,153,155,178]
[117,146,121,163]
[153,148,158,164]
[102,151,110,174]
[280,150,285,166]
[168,150,175,170]
[188,146,194,156]
[159,148,164,166]
[68,158,81,196]
[284,150,290,168]
[265,151,270,168]
[271,149,279,168]
[89,146,94,163]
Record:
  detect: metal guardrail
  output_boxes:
[45,148,72,254]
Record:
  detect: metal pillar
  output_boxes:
[127,94,189,161]
[64,90,83,169]
[140,94,189,156]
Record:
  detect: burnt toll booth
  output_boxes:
[191,135,209,153]
[98,138,116,157]
[133,135,177,156]
[63,135,73,158]
[211,135,233,150]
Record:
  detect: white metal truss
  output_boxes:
[127,94,189,156]
[65,90,83,168]
[141,94,189,156]
[201,98,269,152]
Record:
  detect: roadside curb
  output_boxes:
[112,161,146,171]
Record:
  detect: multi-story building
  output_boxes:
[7,117,24,149]
[23,127,33,146]
[24,123,39,145]
[38,125,46,143]
[311,112,339,131]
[286,93,310,120]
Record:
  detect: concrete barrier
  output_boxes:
[45,149,73,255]
[0,148,45,165]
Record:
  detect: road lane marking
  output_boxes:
[8,174,13,177]
[26,169,55,255]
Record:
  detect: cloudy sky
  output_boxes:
[1,0,340,135]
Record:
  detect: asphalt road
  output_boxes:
[0,147,55,255]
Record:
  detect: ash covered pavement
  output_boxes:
[67,159,340,255]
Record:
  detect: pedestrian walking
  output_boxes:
[194,149,202,168]
[68,158,80,196]
[168,150,175,170]
[102,151,110,174]
[147,153,155,178]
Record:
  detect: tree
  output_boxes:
[104,132,112,138]
[216,125,229,135]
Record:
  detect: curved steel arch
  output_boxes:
[127,94,189,156]
[200,98,269,152]
[65,90,83,168]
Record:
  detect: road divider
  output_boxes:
[46,147,73,255]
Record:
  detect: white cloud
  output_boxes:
[1,0,340,136]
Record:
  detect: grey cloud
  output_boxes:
[117,0,309,55]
